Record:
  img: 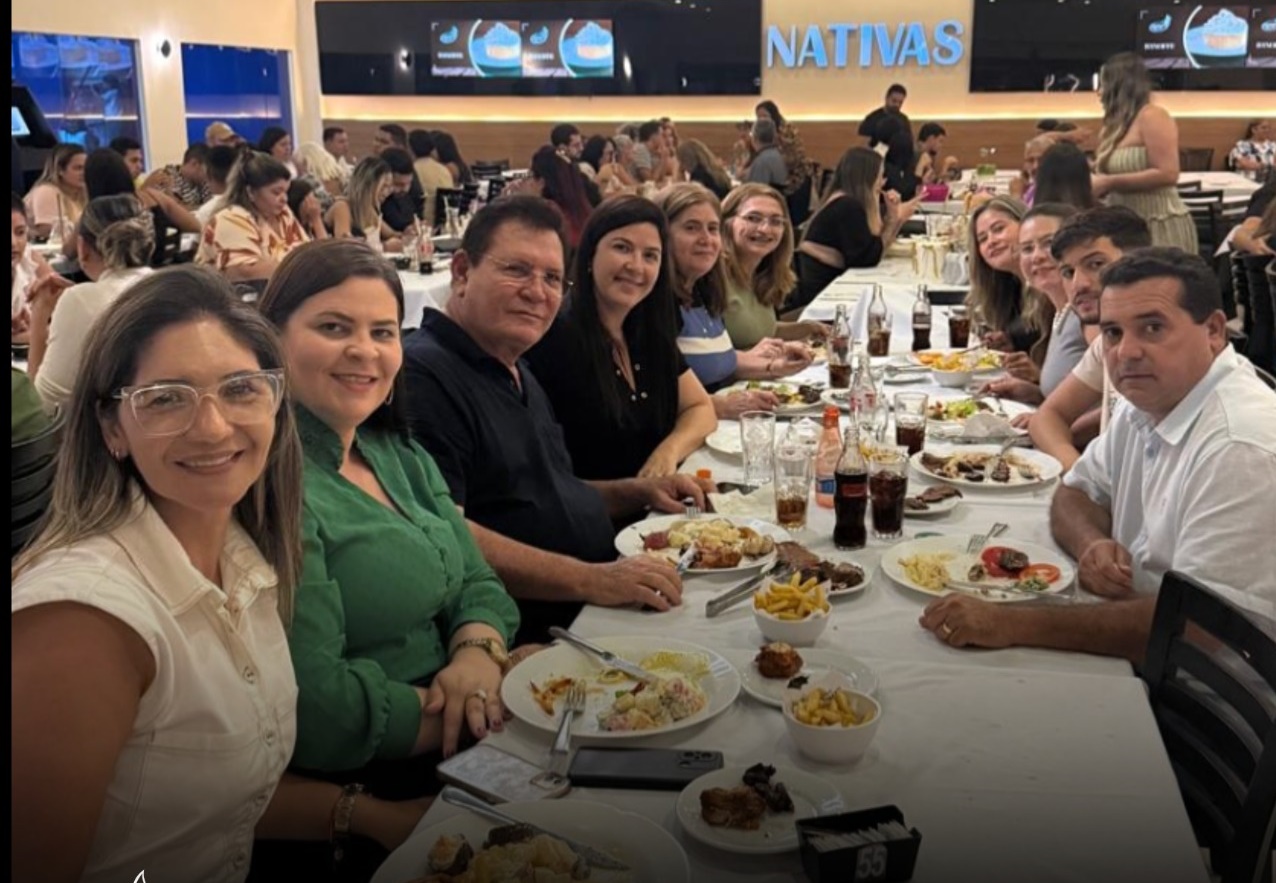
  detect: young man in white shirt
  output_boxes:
[1029,206,1153,470]
[921,248,1276,661]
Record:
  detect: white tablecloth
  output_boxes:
[1178,171,1261,203]
[399,271,452,330]
[388,274,1207,882]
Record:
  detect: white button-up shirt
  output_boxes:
[11,492,297,883]
[1064,347,1276,624]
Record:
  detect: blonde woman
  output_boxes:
[294,141,344,210]
[795,146,914,308]
[966,195,1037,355]
[721,183,828,348]
[28,195,155,408]
[24,144,87,241]
[325,156,399,252]
[1091,52,1197,253]
[676,139,731,200]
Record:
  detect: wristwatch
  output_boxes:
[451,637,511,673]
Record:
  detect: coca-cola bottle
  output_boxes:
[833,423,868,550]
[828,305,852,389]
[911,284,932,352]
[848,353,876,420]
[866,285,890,356]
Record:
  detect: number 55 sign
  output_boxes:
[854,843,889,881]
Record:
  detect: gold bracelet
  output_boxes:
[331,782,365,864]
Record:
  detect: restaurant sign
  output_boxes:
[766,20,966,69]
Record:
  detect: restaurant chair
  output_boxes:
[1183,190,1226,258]
[11,406,64,558]
[1176,180,1204,195]
[1178,148,1215,172]
[1141,571,1276,883]
[1240,254,1275,373]
[151,223,187,267]
[471,160,509,178]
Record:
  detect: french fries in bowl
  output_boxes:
[752,573,831,646]
[783,672,882,764]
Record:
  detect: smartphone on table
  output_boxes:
[435,743,571,803]
[567,747,725,791]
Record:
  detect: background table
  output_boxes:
[398,270,452,330]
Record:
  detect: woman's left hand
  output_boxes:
[424,651,506,757]
[638,450,680,479]
[799,321,831,341]
[999,351,1041,384]
[26,275,74,324]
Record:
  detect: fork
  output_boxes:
[548,682,586,777]
[683,497,702,519]
[966,521,1009,554]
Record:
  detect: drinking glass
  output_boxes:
[773,443,813,531]
[740,411,777,488]
[868,446,909,541]
[893,392,929,456]
[948,306,971,348]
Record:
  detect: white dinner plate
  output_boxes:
[704,424,743,457]
[903,491,962,517]
[371,799,691,883]
[925,392,1033,425]
[501,635,741,739]
[676,766,845,855]
[880,534,1074,603]
[722,381,823,414]
[737,648,879,708]
[911,445,1062,489]
[615,514,786,574]
[908,349,1003,374]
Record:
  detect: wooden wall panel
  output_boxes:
[327,117,1252,174]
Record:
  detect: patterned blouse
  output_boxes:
[1229,139,1276,172]
[778,124,812,195]
[197,205,309,272]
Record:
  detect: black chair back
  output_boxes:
[471,160,510,178]
[1241,253,1275,373]
[1142,571,1276,883]
[1179,147,1215,172]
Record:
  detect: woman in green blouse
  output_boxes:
[720,183,828,349]
[258,240,520,786]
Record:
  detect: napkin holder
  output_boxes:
[941,252,970,286]
[797,805,922,883]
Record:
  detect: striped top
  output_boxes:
[678,304,737,393]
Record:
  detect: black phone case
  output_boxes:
[567,748,724,790]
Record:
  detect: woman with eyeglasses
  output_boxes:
[526,195,718,479]
[27,195,154,409]
[656,183,814,418]
[721,183,829,350]
[257,241,518,813]
[13,267,425,882]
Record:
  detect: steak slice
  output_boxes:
[700,786,768,830]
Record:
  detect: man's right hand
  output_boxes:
[585,557,683,611]
[1078,539,1134,598]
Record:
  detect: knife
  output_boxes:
[705,561,784,618]
[674,544,699,576]
[439,786,630,872]
[547,627,660,683]
[941,578,1063,602]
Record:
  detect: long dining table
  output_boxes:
[379,260,1209,883]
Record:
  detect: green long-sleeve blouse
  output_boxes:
[289,407,519,771]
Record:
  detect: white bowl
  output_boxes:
[782,674,881,765]
[931,367,974,388]
[752,597,829,647]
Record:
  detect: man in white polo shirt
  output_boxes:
[921,248,1276,660]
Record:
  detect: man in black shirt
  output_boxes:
[379,147,426,232]
[858,83,912,148]
[403,197,709,642]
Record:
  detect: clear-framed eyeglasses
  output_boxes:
[483,254,570,294]
[111,369,286,438]
[739,212,788,230]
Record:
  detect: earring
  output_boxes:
[111,448,125,461]
[384,389,394,406]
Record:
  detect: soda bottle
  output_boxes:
[866,285,890,356]
[911,284,932,352]
[828,304,852,389]
[833,424,868,550]
[813,406,842,509]
[848,353,876,419]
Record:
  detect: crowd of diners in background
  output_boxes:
[9,54,1276,883]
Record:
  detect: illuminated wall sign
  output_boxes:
[766,20,966,69]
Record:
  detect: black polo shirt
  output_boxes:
[403,311,618,640]
[381,173,426,232]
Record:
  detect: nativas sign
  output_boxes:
[767,20,966,69]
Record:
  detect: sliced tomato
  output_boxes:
[980,546,1015,578]
[1020,563,1062,584]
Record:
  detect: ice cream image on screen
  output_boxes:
[530,26,550,46]
[1148,13,1172,34]
[1262,17,1276,33]
[438,25,459,45]
[481,22,521,62]
[572,21,614,63]
[1192,8,1249,55]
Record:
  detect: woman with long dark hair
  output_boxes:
[529,145,594,249]
[1033,142,1098,210]
[1092,52,1196,252]
[526,195,717,479]
[432,130,473,185]
[257,126,297,178]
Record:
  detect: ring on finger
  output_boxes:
[940,622,954,638]
[466,688,488,703]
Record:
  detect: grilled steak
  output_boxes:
[700,786,768,830]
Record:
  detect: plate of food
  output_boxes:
[739,644,879,709]
[675,764,845,855]
[924,395,1027,424]
[903,485,963,517]
[616,515,784,573]
[723,380,824,413]
[908,348,1003,374]
[880,534,1074,602]
[774,541,868,597]
[913,445,1062,489]
[503,636,741,739]
[704,425,743,457]
[370,799,691,883]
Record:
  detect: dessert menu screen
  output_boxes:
[430,18,614,78]
[1138,5,1276,68]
